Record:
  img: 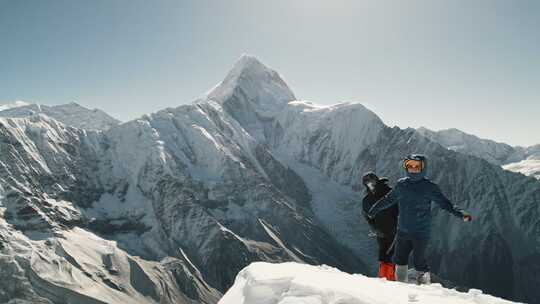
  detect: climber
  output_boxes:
[361,172,398,281]
[367,154,472,285]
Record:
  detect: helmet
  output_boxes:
[403,154,427,181]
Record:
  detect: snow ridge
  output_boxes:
[219,262,518,304]
[0,101,120,131]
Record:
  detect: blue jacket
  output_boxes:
[367,158,464,239]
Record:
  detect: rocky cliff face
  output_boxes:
[0,55,539,303]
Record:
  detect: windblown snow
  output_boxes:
[219,262,518,304]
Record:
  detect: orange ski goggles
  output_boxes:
[403,159,423,171]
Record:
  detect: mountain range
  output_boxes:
[417,127,540,179]
[0,55,538,304]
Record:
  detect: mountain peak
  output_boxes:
[233,53,267,72]
[205,54,296,117]
[66,101,83,107]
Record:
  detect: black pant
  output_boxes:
[393,233,429,272]
[377,235,395,263]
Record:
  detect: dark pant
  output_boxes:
[393,233,429,272]
[377,235,395,263]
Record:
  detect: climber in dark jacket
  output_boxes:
[367,154,472,284]
[361,172,398,281]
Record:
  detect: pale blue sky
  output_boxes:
[1,0,539,146]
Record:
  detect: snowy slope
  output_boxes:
[271,100,385,185]
[220,262,518,304]
[0,221,218,304]
[0,115,221,303]
[0,101,120,130]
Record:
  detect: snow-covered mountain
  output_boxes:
[0,55,539,303]
[417,127,540,179]
[0,101,120,131]
[220,262,518,304]
[0,114,222,303]
[0,56,364,303]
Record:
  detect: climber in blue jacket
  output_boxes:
[367,154,472,284]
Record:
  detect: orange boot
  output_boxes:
[378,262,396,281]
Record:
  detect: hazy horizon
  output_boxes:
[1,0,539,146]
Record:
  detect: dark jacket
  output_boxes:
[362,181,398,238]
[367,177,464,239]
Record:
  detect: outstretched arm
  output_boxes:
[429,183,467,219]
[367,187,399,219]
